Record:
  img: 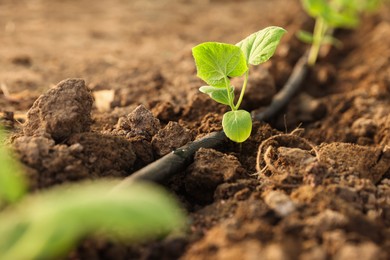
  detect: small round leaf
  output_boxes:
[222,110,252,143]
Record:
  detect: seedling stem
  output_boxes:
[234,70,249,110]
[308,17,328,66]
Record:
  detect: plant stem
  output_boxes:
[234,70,249,110]
[308,17,327,66]
[224,77,235,111]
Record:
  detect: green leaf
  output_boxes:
[325,10,359,28]
[192,42,248,88]
[301,0,329,17]
[0,180,185,259]
[222,110,252,143]
[296,30,314,44]
[199,85,234,106]
[236,26,286,65]
[0,130,26,205]
[332,0,380,13]
[301,0,359,28]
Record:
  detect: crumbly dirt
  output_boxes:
[1,0,390,259]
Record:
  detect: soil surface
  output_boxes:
[1,0,390,259]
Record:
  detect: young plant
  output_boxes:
[298,0,382,66]
[192,26,286,143]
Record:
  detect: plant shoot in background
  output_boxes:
[298,0,382,66]
[192,26,286,143]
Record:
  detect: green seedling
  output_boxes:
[192,26,286,143]
[298,0,382,66]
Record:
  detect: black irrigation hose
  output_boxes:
[253,52,309,122]
[116,130,227,188]
[116,53,309,187]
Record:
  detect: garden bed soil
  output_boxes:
[1,0,390,259]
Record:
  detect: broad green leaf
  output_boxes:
[192,42,248,88]
[296,30,314,44]
[0,180,185,259]
[222,110,252,143]
[302,0,359,28]
[199,85,234,106]
[332,0,380,12]
[236,26,286,65]
[325,10,359,28]
[301,0,329,18]
[0,130,26,205]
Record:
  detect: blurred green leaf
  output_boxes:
[0,180,186,259]
[0,129,26,206]
[301,0,330,17]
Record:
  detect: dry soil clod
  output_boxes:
[152,121,193,157]
[23,78,93,142]
[115,104,161,141]
[185,148,246,203]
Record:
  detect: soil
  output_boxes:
[1,0,390,259]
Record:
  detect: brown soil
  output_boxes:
[1,0,389,259]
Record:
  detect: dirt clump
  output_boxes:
[112,105,162,167]
[67,132,136,178]
[318,143,390,183]
[152,121,193,157]
[150,101,179,123]
[13,136,88,189]
[114,104,161,140]
[185,148,247,204]
[12,132,136,190]
[23,78,93,142]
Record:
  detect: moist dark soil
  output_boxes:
[1,0,390,259]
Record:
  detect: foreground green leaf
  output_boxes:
[192,42,248,88]
[222,110,252,143]
[0,130,26,206]
[0,180,185,259]
[199,85,234,106]
[236,26,287,65]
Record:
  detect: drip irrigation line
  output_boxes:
[117,53,309,187]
